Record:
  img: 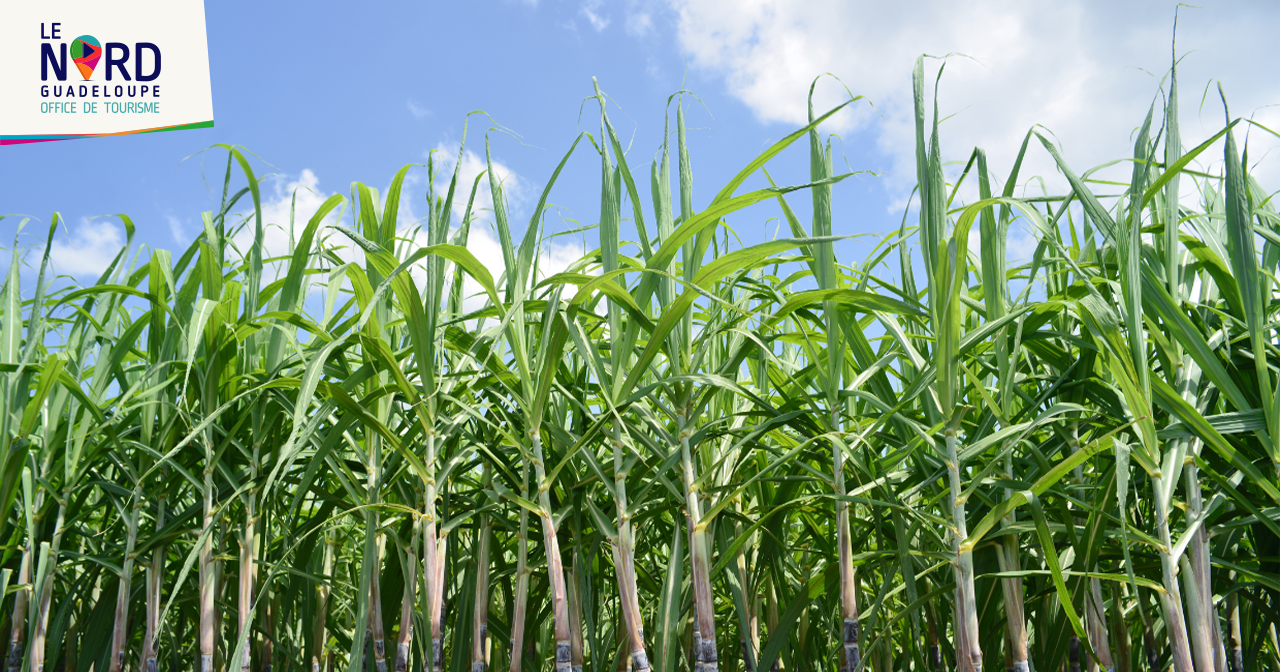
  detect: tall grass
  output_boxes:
[3,51,1280,672]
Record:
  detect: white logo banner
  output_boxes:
[0,0,214,146]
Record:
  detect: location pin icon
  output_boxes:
[71,35,102,80]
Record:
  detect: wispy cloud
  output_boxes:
[49,218,127,278]
[230,168,353,279]
[428,142,526,222]
[582,0,610,31]
[626,12,653,36]
[424,142,584,312]
[645,56,661,80]
[166,215,187,243]
[407,100,431,120]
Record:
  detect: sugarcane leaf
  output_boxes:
[656,521,684,672]
[1151,377,1280,508]
[1022,491,1094,651]
[965,428,1117,547]
[756,567,831,672]
[18,355,64,438]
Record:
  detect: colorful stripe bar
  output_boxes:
[1,119,214,146]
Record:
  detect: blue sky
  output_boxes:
[3,0,1278,285]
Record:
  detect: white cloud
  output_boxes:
[424,143,586,313]
[582,0,611,31]
[668,0,1280,206]
[49,218,126,278]
[166,215,187,243]
[626,12,653,36]
[232,169,350,273]
[429,142,525,223]
[645,57,661,80]
[406,100,430,120]
[450,225,587,314]
[539,236,587,279]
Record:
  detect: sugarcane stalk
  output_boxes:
[954,586,974,672]
[1182,457,1224,672]
[1086,578,1115,672]
[1166,351,1226,672]
[109,497,142,672]
[737,518,758,672]
[997,449,1028,672]
[1151,473,1195,672]
[568,555,584,672]
[925,604,941,672]
[471,511,489,672]
[435,530,448,667]
[611,428,650,672]
[592,73,649,671]
[680,410,718,672]
[995,535,1027,672]
[398,524,419,672]
[529,430,573,672]
[508,464,530,672]
[765,575,781,672]
[946,420,981,672]
[238,491,259,672]
[313,536,333,672]
[609,539,644,671]
[1178,434,1229,672]
[1179,556,1215,672]
[30,503,64,672]
[1210,603,1227,672]
[690,619,701,672]
[143,488,166,672]
[614,616,628,672]
[199,464,216,672]
[7,548,29,672]
[215,539,227,672]
[423,430,444,672]
[367,417,389,672]
[831,408,860,672]
[1227,590,1243,672]
[998,456,1026,669]
[369,533,388,672]
[686,512,702,672]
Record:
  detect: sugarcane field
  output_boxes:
[5,6,1280,672]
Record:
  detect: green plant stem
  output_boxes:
[1152,475,1195,672]
[109,497,141,672]
[681,410,718,672]
[530,431,572,672]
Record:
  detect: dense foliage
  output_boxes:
[3,56,1280,672]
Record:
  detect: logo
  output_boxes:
[41,29,161,83]
[70,34,100,79]
[1,2,215,146]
